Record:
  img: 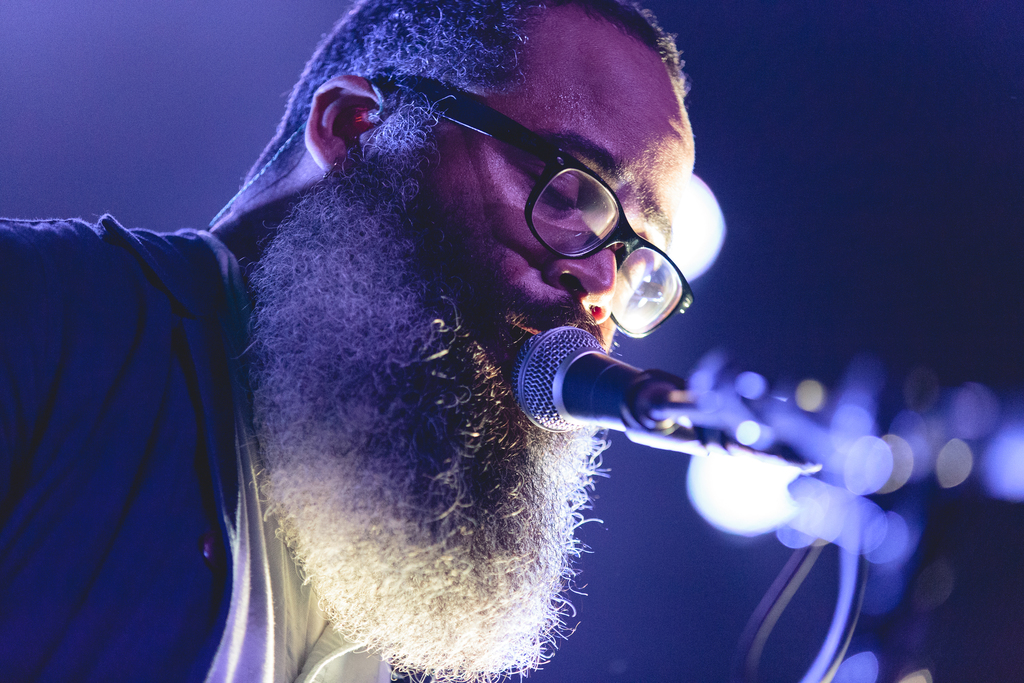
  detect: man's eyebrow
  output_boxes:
[541,131,624,180]
[646,208,674,246]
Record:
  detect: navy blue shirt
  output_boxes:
[0,216,239,681]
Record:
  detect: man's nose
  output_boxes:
[544,248,617,325]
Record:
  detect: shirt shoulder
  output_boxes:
[0,214,231,492]
[0,214,227,319]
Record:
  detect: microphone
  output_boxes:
[511,326,693,431]
[512,325,698,433]
[512,326,815,468]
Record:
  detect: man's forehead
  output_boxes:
[505,6,689,148]
[484,5,694,242]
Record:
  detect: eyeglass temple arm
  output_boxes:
[375,75,562,163]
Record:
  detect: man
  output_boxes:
[0,1,695,680]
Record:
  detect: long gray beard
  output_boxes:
[248,148,604,681]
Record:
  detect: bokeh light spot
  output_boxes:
[877,434,915,493]
[866,511,913,565]
[935,438,973,488]
[735,371,767,399]
[786,478,848,544]
[982,425,1024,501]
[890,410,934,482]
[844,436,894,495]
[833,404,873,434]
[796,379,826,412]
[898,670,933,683]
[912,558,955,611]
[833,651,879,683]
[950,382,998,440]
[735,420,762,446]
[776,525,816,549]
[858,499,890,555]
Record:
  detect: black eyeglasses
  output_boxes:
[374,75,694,337]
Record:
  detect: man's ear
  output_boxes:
[304,75,381,171]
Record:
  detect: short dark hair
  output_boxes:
[233,0,685,212]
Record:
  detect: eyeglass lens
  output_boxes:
[532,168,683,335]
[612,248,683,335]
[532,168,618,256]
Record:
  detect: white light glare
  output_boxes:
[687,447,801,536]
[670,174,726,281]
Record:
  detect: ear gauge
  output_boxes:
[351,108,375,135]
[339,86,384,149]
[333,107,374,149]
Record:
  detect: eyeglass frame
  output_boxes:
[372,74,694,337]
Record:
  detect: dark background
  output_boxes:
[2,1,1022,681]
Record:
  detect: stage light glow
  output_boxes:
[796,379,826,412]
[735,371,767,399]
[981,425,1024,501]
[669,174,725,281]
[935,438,973,488]
[843,436,894,495]
[686,448,801,536]
[898,669,933,683]
[833,651,879,683]
[877,434,915,494]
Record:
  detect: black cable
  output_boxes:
[732,543,825,683]
[732,541,869,683]
[802,550,868,683]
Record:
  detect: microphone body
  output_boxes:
[513,327,706,454]
[512,327,815,469]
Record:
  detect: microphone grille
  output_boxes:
[512,326,603,431]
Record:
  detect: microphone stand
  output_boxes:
[515,327,863,682]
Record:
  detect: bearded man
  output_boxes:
[0,0,696,681]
